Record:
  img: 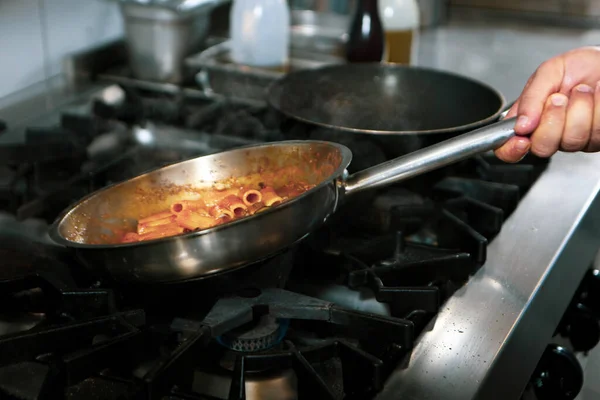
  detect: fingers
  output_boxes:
[499,85,596,161]
[514,60,565,135]
[560,84,594,152]
[529,93,568,158]
[586,81,600,152]
[494,136,531,163]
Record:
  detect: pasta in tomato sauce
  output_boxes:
[120,180,315,243]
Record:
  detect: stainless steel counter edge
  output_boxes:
[377,152,600,400]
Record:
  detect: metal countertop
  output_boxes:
[377,151,600,400]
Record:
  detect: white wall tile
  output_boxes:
[43,0,124,76]
[0,0,45,100]
[0,0,124,102]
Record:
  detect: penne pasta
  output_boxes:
[219,195,248,217]
[255,206,271,214]
[209,205,235,221]
[242,189,262,206]
[175,210,219,231]
[122,232,141,243]
[139,223,184,241]
[119,167,316,243]
[202,188,241,207]
[137,214,175,235]
[139,211,173,225]
[170,200,206,215]
[247,201,265,215]
[260,187,283,207]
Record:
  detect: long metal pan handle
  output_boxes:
[343,117,517,196]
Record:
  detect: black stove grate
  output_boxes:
[0,271,418,400]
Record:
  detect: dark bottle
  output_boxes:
[345,0,385,63]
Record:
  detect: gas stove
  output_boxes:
[1,82,600,400]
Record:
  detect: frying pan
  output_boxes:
[49,117,516,284]
[267,64,507,135]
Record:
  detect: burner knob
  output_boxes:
[579,269,600,313]
[564,303,600,353]
[532,344,583,400]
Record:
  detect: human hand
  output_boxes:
[494,46,600,163]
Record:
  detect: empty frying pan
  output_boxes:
[267,63,506,135]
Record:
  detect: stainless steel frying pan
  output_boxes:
[267,64,506,135]
[49,117,516,284]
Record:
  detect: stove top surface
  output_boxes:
[1,82,599,400]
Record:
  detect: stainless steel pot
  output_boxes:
[119,0,228,83]
[49,117,516,285]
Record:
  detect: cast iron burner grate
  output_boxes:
[0,268,417,400]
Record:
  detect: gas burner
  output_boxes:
[218,315,289,352]
[182,288,413,400]
[0,278,413,400]
[196,288,412,347]
[193,364,298,400]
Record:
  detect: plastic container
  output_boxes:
[230,0,291,68]
[378,0,420,65]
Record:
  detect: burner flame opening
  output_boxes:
[217,316,290,353]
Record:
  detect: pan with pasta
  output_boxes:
[50,120,515,284]
[50,141,346,283]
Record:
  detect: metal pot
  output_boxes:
[119,0,228,83]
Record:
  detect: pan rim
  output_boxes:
[267,63,507,135]
[48,140,353,250]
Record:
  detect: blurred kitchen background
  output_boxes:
[2,0,600,116]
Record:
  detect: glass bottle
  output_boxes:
[345,0,385,63]
[378,0,420,65]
